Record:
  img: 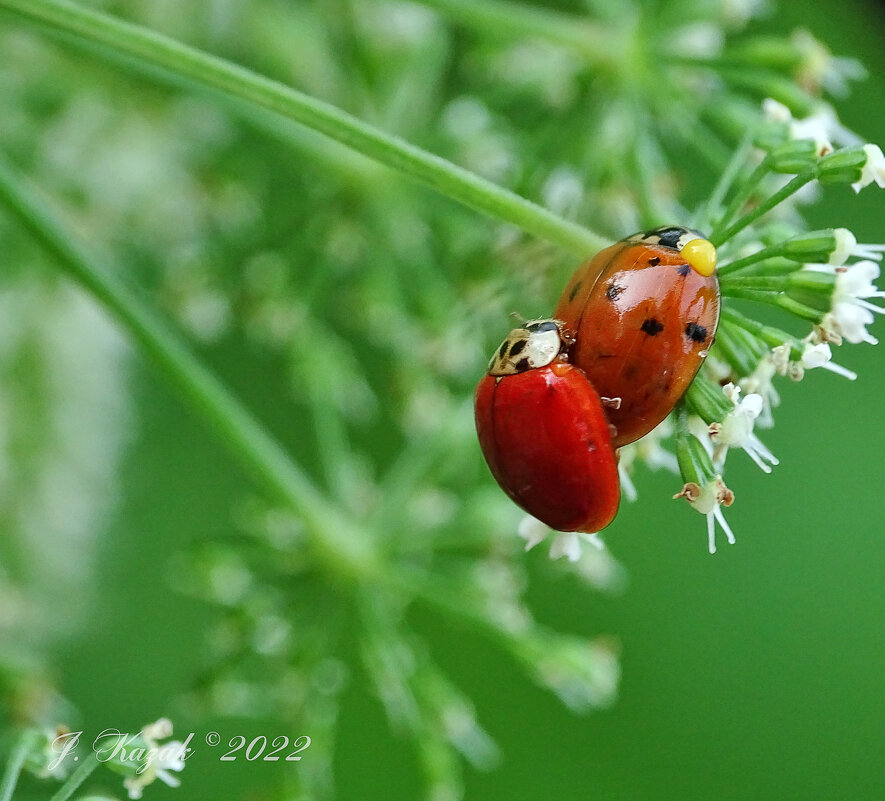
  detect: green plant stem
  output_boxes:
[721,306,802,354]
[694,127,755,232]
[717,286,781,303]
[0,0,607,257]
[712,171,817,246]
[720,277,788,293]
[47,756,100,801]
[713,321,761,377]
[0,154,376,580]
[718,244,785,277]
[711,157,771,242]
[0,155,518,631]
[685,375,733,423]
[414,0,618,61]
[0,734,33,801]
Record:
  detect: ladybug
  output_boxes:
[474,319,620,533]
[555,225,720,448]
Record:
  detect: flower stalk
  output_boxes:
[0,0,607,257]
[0,733,34,801]
[0,152,377,583]
[47,756,100,801]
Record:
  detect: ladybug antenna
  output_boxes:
[509,311,529,325]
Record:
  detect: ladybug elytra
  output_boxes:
[475,226,720,537]
[475,319,620,533]
[555,226,720,447]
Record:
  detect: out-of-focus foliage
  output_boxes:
[0,1,883,800]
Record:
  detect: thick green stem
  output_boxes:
[0,0,607,256]
[673,401,717,487]
[0,154,376,580]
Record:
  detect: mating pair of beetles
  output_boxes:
[475,226,720,535]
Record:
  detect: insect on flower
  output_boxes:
[475,319,620,536]
[476,227,721,557]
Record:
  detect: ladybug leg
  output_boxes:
[560,325,578,347]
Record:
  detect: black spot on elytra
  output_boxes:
[568,280,583,302]
[606,283,625,301]
[685,322,708,343]
[649,256,661,266]
[509,339,527,357]
[515,357,531,372]
[641,318,664,336]
[676,264,690,276]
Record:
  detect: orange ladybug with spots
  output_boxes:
[475,226,720,535]
[555,226,720,447]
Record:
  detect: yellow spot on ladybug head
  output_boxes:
[681,238,717,277]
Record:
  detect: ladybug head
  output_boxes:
[631,225,718,277]
[487,318,567,376]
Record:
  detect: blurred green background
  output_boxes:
[1,0,884,799]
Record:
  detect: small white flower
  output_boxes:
[710,383,779,473]
[800,341,857,380]
[517,515,603,562]
[671,23,724,58]
[742,355,780,428]
[770,341,856,382]
[762,98,791,124]
[142,719,173,740]
[120,718,188,800]
[761,99,859,155]
[809,260,885,344]
[517,514,549,551]
[789,112,835,156]
[617,460,638,503]
[549,532,584,562]
[791,29,866,98]
[830,228,885,265]
[673,477,736,554]
[852,144,885,193]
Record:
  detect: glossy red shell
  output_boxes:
[474,361,620,533]
[555,241,720,448]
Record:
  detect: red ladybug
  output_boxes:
[555,226,720,448]
[474,319,620,533]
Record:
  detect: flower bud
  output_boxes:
[769,138,819,173]
[818,145,867,185]
[781,228,837,262]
